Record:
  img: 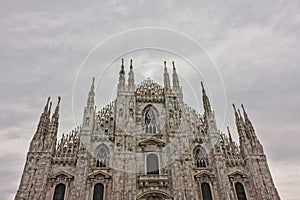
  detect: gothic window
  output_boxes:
[93,183,104,200]
[95,145,109,168]
[201,182,213,200]
[235,182,247,200]
[147,154,159,175]
[53,183,66,200]
[145,107,157,134]
[85,117,90,126]
[119,108,123,118]
[194,147,207,168]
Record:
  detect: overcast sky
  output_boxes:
[0,1,299,199]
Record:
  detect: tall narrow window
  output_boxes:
[147,154,159,175]
[194,147,207,168]
[95,145,109,168]
[145,107,157,134]
[235,182,247,200]
[93,183,104,200]
[53,183,66,200]
[201,182,213,200]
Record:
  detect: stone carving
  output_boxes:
[15,60,280,200]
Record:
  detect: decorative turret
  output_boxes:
[118,58,126,92]
[240,104,264,155]
[128,59,135,92]
[29,97,52,152]
[227,126,233,145]
[201,82,212,117]
[241,104,255,137]
[163,61,171,91]
[49,97,61,155]
[87,77,95,108]
[172,61,180,91]
[233,104,252,157]
[82,78,96,131]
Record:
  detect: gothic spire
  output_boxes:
[118,58,126,92]
[48,97,61,155]
[241,104,255,136]
[163,61,171,90]
[201,82,212,116]
[47,101,52,117]
[51,96,61,122]
[128,59,135,91]
[227,126,233,144]
[121,58,125,73]
[233,104,244,137]
[30,97,52,152]
[87,77,95,107]
[233,104,252,157]
[44,97,50,113]
[36,97,51,134]
[172,61,180,91]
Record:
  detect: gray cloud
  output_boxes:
[0,0,299,199]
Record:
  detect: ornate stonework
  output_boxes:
[15,59,280,200]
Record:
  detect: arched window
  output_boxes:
[235,182,247,200]
[53,183,66,200]
[145,107,157,134]
[95,145,109,168]
[93,183,104,200]
[194,147,207,168]
[201,182,213,200]
[147,154,159,175]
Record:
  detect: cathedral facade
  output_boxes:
[15,59,280,200]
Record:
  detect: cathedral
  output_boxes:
[15,59,280,200]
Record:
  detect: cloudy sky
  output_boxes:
[0,0,299,199]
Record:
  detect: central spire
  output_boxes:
[87,77,95,108]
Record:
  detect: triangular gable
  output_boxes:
[51,171,74,179]
[228,171,248,178]
[88,170,111,179]
[138,190,173,199]
[138,137,165,147]
[194,170,215,178]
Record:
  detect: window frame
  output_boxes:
[53,183,66,200]
[235,182,247,200]
[146,153,160,175]
[93,183,104,200]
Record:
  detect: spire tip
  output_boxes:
[201,82,204,90]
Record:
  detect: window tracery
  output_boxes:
[95,145,109,168]
[194,147,207,168]
[145,107,157,134]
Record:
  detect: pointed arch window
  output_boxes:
[194,147,207,168]
[147,154,159,175]
[235,182,247,200]
[53,183,66,200]
[145,107,157,134]
[93,183,104,200]
[95,145,109,168]
[201,182,213,200]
